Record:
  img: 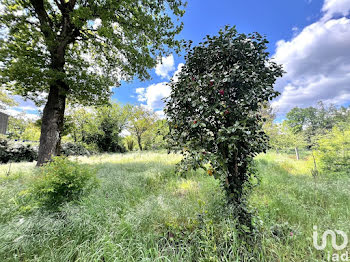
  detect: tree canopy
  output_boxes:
[0,0,186,164]
[0,0,186,105]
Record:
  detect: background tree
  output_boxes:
[0,86,17,109]
[0,0,186,165]
[64,106,97,143]
[165,26,283,226]
[7,113,30,140]
[128,106,157,151]
[21,122,41,141]
[124,136,135,151]
[88,103,129,152]
[270,122,306,159]
[315,125,350,175]
[153,119,170,149]
[261,103,280,150]
[286,102,337,147]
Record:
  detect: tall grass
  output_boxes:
[0,151,349,261]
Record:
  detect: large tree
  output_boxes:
[0,0,185,165]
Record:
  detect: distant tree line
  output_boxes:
[6,102,169,154]
[264,101,350,175]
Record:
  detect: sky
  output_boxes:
[4,0,350,120]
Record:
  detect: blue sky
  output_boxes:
[112,0,350,118]
[5,0,350,120]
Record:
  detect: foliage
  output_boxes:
[64,104,168,152]
[0,86,17,109]
[61,142,93,156]
[88,103,128,153]
[0,0,186,105]
[64,103,129,153]
[7,115,40,141]
[153,119,170,149]
[28,157,98,209]
[315,125,350,175]
[127,106,157,151]
[0,0,186,164]
[165,25,283,222]
[0,138,38,163]
[7,114,29,140]
[286,101,343,146]
[21,122,41,141]
[124,135,135,151]
[63,106,99,143]
[266,121,307,155]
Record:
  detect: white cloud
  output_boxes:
[322,0,350,20]
[155,110,166,119]
[155,54,175,79]
[172,63,184,82]
[2,108,39,121]
[135,63,183,111]
[135,87,147,102]
[92,18,102,29]
[136,82,171,110]
[272,0,350,114]
[1,95,41,121]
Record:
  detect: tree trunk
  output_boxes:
[137,136,143,151]
[37,83,67,166]
[295,147,300,160]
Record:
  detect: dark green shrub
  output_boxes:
[61,142,93,156]
[0,138,38,163]
[29,156,99,209]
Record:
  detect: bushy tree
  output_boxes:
[153,119,170,149]
[128,106,157,151]
[87,103,129,152]
[64,106,98,143]
[0,0,186,165]
[286,102,339,146]
[22,122,41,141]
[7,113,30,140]
[268,122,306,159]
[315,125,350,175]
[124,135,135,151]
[63,103,130,152]
[165,26,283,225]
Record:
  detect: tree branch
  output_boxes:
[53,0,63,11]
[29,0,55,39]
[69,0,77,10]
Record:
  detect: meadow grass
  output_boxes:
[0,151,349,261]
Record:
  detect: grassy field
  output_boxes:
[0,151,349,261]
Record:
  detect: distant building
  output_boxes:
[0,112,9,134]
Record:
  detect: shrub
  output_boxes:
[124,136,135,151]
[28,157,99,209]
[0,138,38,163]
[61,142,93,156]
[164,26,283,227]
[315,126,350,175]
